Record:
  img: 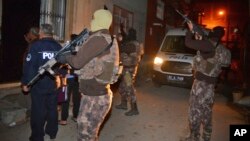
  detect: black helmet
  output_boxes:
[209,26,225,39]
[126,28,137,41]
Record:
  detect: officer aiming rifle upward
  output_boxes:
[27,28,89,87]
[175,9,209,37]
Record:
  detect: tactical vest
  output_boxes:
[120,40,141,67]
[77,32,121,84]
[193,40,231,78]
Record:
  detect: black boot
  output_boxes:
[115,95,127,110]
[125,102,139,116]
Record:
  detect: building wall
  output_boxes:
[65,0,147,44]
[145,0,167,56]
[108,0,148,43]
[65,0,110,41]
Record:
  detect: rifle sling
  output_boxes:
[93,35,114,58]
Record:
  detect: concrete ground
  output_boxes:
[0,81,247,141]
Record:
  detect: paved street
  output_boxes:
[0,81,247,141]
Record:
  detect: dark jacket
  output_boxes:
[21,38,62,92]
[185,31,215,59]
[65,29,114,96]
[185,31,218,84]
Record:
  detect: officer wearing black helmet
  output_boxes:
[180,22,231,141]
[21,24,62,141]
[115,28,142,116]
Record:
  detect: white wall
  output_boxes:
[65,0,147,44]
[70,0,110,34]
[107,0,148,43]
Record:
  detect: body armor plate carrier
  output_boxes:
[193,40,231,78]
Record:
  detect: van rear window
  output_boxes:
[160,36,196,55]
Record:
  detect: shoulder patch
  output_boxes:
[26,54,31,61]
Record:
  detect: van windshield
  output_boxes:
[160,36,196,55]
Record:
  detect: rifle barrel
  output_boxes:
[26,28,89,87]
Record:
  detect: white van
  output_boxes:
[152,28,196,88]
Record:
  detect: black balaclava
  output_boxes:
[126,28,137,42]
[209,26,225,44]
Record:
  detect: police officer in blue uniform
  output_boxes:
[21,24,62,141]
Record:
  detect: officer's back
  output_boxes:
[22,24,62,92]
[21,23,62,141]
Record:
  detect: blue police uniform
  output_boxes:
[21,37,62,141]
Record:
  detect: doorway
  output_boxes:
[0,0,40,83]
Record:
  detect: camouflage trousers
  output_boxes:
[118,67,137,103]
[188,79,215,141]
[77,91,112,141]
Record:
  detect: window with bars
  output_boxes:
[40,0,66,41]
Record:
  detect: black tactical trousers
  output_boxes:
[30,89,58,141]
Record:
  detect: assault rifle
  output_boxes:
[27,28,89,86]
[175,9,209,37]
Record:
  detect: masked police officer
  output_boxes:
[181,22,231,141]
[21,24,62,141]
[56,9,120,140]
[115,28,142,116]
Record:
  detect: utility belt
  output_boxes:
[123,65,137,68]
[79,79,108,96]
[195,71,217,84]
[81,90,107,96]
